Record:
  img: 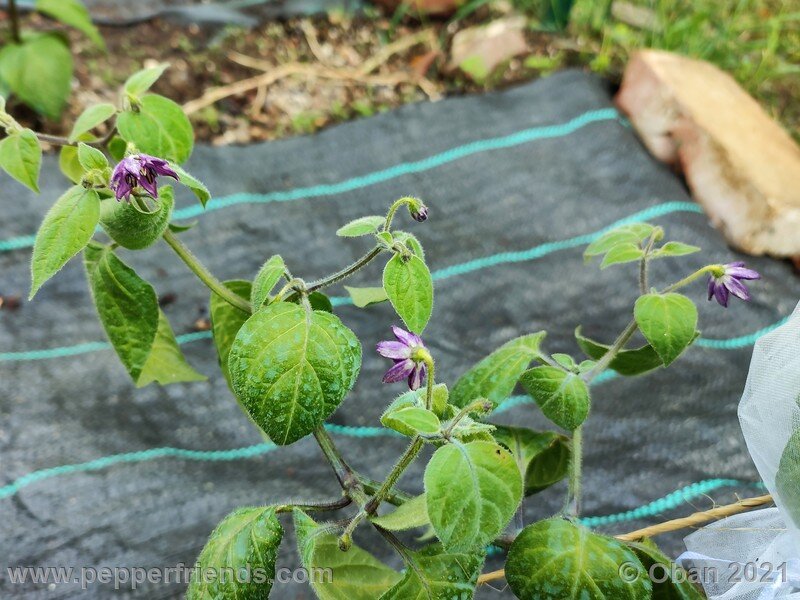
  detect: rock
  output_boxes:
[615,50,800,257]
[450,17,529,83]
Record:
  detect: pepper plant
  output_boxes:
[1,63,762,599]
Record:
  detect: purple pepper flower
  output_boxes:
[377,326,428,390]
[410,204,428,223]
[707,262,761,307]
[110,154,179,201]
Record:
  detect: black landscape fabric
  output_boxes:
[2,71,799,599]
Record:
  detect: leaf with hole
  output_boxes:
[229,302,361,445]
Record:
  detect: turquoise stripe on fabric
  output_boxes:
[0,108,621,253]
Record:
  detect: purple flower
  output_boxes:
[377,326,427,390]
[410,204,428,222]
[707,262,761,307]
[110,154,178,201]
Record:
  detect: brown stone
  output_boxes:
[449,17,529,82]
[615,49,800,257]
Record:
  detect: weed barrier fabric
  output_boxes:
[1,71,799,598]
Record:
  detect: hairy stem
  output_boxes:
[584,319,638,381]
[275,496,352,513]
[663,265,719,294]
[162,229,252,314]
[383,197,414,232]
[567,426,583,517]
[306,247,382,292]
[313,426,364,501]
[8,0,20,44]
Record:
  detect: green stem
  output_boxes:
[313,426,364,499]
[584,319,638,382]
[275,496,352,513]
[162,229,252,314]
[383,197,415,232]
[423,356,435,410]
[639,233,658,295]
[306,247,382,292]
[8,0,20,44]
[663,265,719,293]
[568,426,583,517]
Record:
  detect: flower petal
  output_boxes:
[376,341,411,360]
[727,266,761,281]
[724,276,751,301]
[714,283,729,307]
[382,359,415,383]
[408,362,427,390]
[392,325,423,348]
[707,277,716,301]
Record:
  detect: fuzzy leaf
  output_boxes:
[117,94,194,164]
[210,280,252,391]
[124,63,169,98]
[383,254,433,334]
[379,544,484,599]
[424,441,522,552]
[30,186,100,297]
[494,425,571,495]
[0,128,42,192]
[381,406,441,437]
[450,333,546,409]
[229,302,361,445]
[584,223,656,259]
[336,215,385,237]
[575,326,663,376]
[137,311,205,387]
[370,494,430,531]
[69,103,116,142]
[520,366,590,431]
[99,185,174,249]
[171,163,210,207]
[629,539,705,600]
[251,255,285,310]
[651,241,701,258]
[77,142,108,171]
[634,293,698,366]
[345,286,389,308]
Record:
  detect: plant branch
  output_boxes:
[275,495,353,513]
[476,494,775,586]
[162,229,252,314]
[307,246,382,292]
[8,0,20,44]
[567,426,583,517]
[313,426,365,501]
[584,319,638,381]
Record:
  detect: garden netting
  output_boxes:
[2,70,799,599]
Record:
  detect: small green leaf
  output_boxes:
[59,145,82,184]
[379,544,484,599]
[69,103,116,142]
[99,185,174,250]
[629,539,705,600]
[506,519,652,600]
[229,302,361,445]
[494,425,571,495]
[0,128,42,192]
[171,163,210,207]
[124,63,169,98]
[137,311,205,387]
[84,242,159,383]
[552,353,578,371]
[575,326,663,376]
[35,0,104,48]
[337,215,385,237]
[394,231,425,260]
[77,142,108,171]
[634,293,698,366]
[251,255,285,310]
[776,429,800,528]
[441,407,495,442]
[600,242,644,269]
[371,494,430,531]
[294,510,400,599]
[450,333,546,409]
[167,220,196,233]
[381,406,441,437]
[424,440,522,552]
[188,506,282,600]
[651,241,701,258]
[117,94,193,164]
[107,136,126,161]
[383,254,433,334]
[210,280,252,391]
[307,291,333,313]
[584,223,656,259]
[30,186,100,297]
[382,383,449,420]
[0,33,72,119]
[520,366,590,430]
[345,286,389,308]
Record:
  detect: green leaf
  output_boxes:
[520,366,590,431]
[117,94,194,164]
[137,311,205,387]
[575,326,663,376]
[229,302,361,445]
[629,539,705,600]
[171,163,210,207]
[35,0,104,48]
[776,429,800,528]
[381,406,441,437]
[124,63,169,98]
[600,242,644,269]
[59,145,82,184]
[77,142,108,171]
[552,353,578,371]
[394,231,425,260]
[187,506,282,600]
[0,33,72,119]
[651,241,701,258]
[30,186,100,298]
[84,242,159,383]
[99,185,174,250]
[69,103,116,142]
[345,286,388,308]
[210,280,252,391]
[251,255,285,310]
[336,215,385,237]
[506,519,652,600]
[370,494,430,531]
[378,544,484,599]
[107,136,126,161]
[450,333,546,409]
[634,293,698,366]
[584,223,656,259]
[424,440,522,552]
[493,425,571,495]
[382,383,449,420]
[167,220,196,233]
[308,291,333,313]
[0,128,42,192]
[383,254,433,334]
[294,510,400,599]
